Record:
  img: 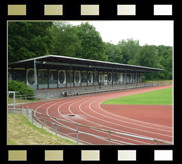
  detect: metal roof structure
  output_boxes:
[8,55,163,72]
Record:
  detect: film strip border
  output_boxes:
[5,1,176,163]
[7,149,174,161]
[7,4,173,16]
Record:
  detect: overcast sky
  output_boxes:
[65,20,173,46]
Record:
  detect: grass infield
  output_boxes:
[102,87,172,105]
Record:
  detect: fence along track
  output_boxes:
[19,105,172,145]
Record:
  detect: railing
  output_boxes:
[8,104,23,114]
[8,94,37,105]
[15,94,36,100]
[19,105,172,145]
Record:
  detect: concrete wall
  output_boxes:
[49,84,57,88]
[39,84,48,89]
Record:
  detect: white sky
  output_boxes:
[65,20,173,46]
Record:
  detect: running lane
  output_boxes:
[26,85,172,145]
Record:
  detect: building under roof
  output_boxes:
[8,55,163,99]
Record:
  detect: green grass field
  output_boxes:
[102,87,172,105]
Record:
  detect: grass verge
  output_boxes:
[145,80,172,85]
[8,113,77,145]
[8,97,44,104]
[102,87,172,105]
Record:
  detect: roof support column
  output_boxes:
[141,73,143,86]
[57,69,58,88]
[94,67,96,91]
[70,64,71,94]
[131,72,134,84]
[34,59,37,100]
[132,72,134,84]
[48,69,49,89]
[125,69,127,90]
[66,70,67,88]
[98,71,99,86]
[112,68,113,89]
[136,71,137,88]
[87,70,88,86]
[107,71,108,85]
[152,72,153,87]
[80,71,82,87]
[118,71,119,85]
[157,71,158,86]
[80,71,82,93]
[73,70,75,87]
[37,69,39,89]
[145,71,147,87]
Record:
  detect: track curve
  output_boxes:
[25,84,173,145]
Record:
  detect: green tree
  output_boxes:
[118,38,140,64]
[157,45,171,54]
[49,22,82,57]
[113,45,123,63]
[158,47,172,79]
[104,42,124,63]
[135,45,158,67]
[75,22,106,61]
[104,42,116,62]
[8,22,54,63]
[117,40,129,64]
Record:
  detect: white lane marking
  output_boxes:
[45,98,98,145]
[75,86,172,130]
[32,98,94,145]
[99,101,172,129]
[29,89,171,145]
[67,99,153,145]
[77,100,172,140]
[88,99,172,133]
[33,98,167,144]
[47,98,120,145]
[57,99,124,145]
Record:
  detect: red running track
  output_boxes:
[25,85,173,145]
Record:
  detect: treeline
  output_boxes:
[8,22,172,80]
